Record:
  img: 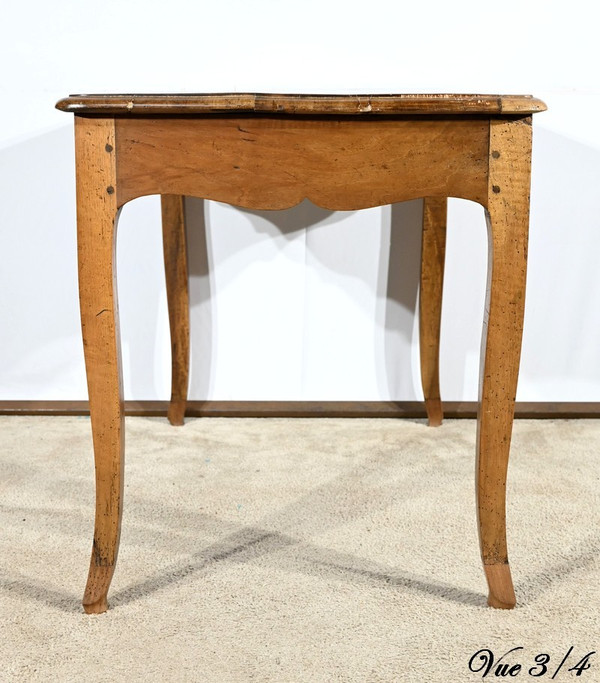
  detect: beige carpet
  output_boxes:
[1,416,599,682]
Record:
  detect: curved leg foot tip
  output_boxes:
[167,402,186,426]
[425,399,443,427]
[83,596,109,614]
[487,594,516,610]
[485,563,516,609]
[83,564,114,614]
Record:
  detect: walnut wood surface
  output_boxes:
[56,93,547,116]
[161,195,190,426]
[419,197,447,427]
[115,117,489,209]
[75,116,124,615]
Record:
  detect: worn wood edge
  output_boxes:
[0,401,597,418]
[499,95,547,114]
[55,93,547,116]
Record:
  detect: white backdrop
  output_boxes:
[1,0,599,401]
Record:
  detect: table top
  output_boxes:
[56,93,547,116]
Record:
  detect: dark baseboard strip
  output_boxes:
[0,400,599,419]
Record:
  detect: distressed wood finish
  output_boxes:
[75,116,124,614]
[477,117,532,609]
[59,92,545,613]
[161,195,190,426]
[419,197,447,427]
[115,117,489,209]
[56,93,547,116]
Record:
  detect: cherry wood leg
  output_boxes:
[477,118,532,609]
[75,117,124,614]
[161,195,190,426]
[419,197,447,427]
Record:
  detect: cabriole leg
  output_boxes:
[419,197,447,427]
[477,117,532,609]
[161,195,190,426]
[76,116,124,614]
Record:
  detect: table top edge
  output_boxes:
[55,93,548,116]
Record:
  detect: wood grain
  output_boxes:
[161,195,190,426]
[75,116,124,614]
[477,117,533,609]
[419,197,447,427]
[55,93,547,116]
[115,117,489,209]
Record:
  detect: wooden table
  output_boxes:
[56,93,547,613]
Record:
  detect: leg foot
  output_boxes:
[82,561,115,614]
[83,600,109,615]
[485,564,516,609]
[83,594,109,615]
[167,399,186,426]
[424,398,443,427]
